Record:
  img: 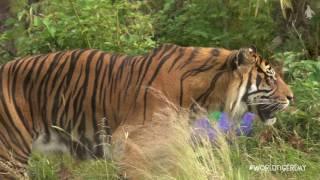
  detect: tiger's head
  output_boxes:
[228,46,293,125]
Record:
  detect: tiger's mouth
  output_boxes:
[256,102,288,125]
[257,106,277,125]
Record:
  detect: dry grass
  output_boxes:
[110,89,239,180]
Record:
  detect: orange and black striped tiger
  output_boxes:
[0,44,293,178]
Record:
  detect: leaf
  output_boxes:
[17,11,26,21]
[33,16,41,27]
[42,18,56,37]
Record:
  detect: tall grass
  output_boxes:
[111,107,237,179]
[28,108,320,179]
[28,99,248,179]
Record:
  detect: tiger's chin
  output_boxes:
[263,117,277,126]
[259,110,277,125]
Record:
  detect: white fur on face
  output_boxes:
[230,79,249,119]
[248,84,257,93]
[232,102,248,121]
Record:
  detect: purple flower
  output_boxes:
[192,112,256,143]
[192,117,217,142]
[218,113,232,134]
[236,112,255,136]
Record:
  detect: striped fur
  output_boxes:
[0,44,293,178]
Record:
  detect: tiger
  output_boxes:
[0,44,293,179]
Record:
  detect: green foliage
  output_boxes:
[28,153,118,180]
[153,0,275,52]
[233,135,320,179]
[2,0,155,61]
[275,53,320,143]
[28,153,63,180]
[73,159,118,179]
[0,33,11,63]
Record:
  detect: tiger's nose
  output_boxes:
[286,95,294,102]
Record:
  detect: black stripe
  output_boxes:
[11,56,33,135]
[71,65,84,127]
[178,48,198,70]
[168,48,184,73]
[179,60,220,107]
[247,89,273,96]
[142,46,177,123]
[194,70,226,106]
[135,55,148,85]
[211,48,220,56]
[22,55,42,100]
[108,54,118,85]
[42,52,65,98]
[49,55,70,96]
[25,55,49,137]
[132,51,158,107]
[91,52,105,145]
[123,57,138,98]
[20,56,37,74]
[60,50,86,126]
[0,67,31,154]
[37,52,65,138]
[256,74,262,87]
[99,57,109,119]
[108,54,119,104]
[242,69,253,102]
[79,50,99,135]
[0,110,28,155]
[114,56,129,95]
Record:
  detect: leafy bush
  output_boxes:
[2,0,155,61]
[153,0,276,52]
[274,52,320,143]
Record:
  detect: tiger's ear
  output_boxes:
[249,45,257,53]
[231,47,257,70]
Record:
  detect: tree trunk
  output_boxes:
[272,0,318,58]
